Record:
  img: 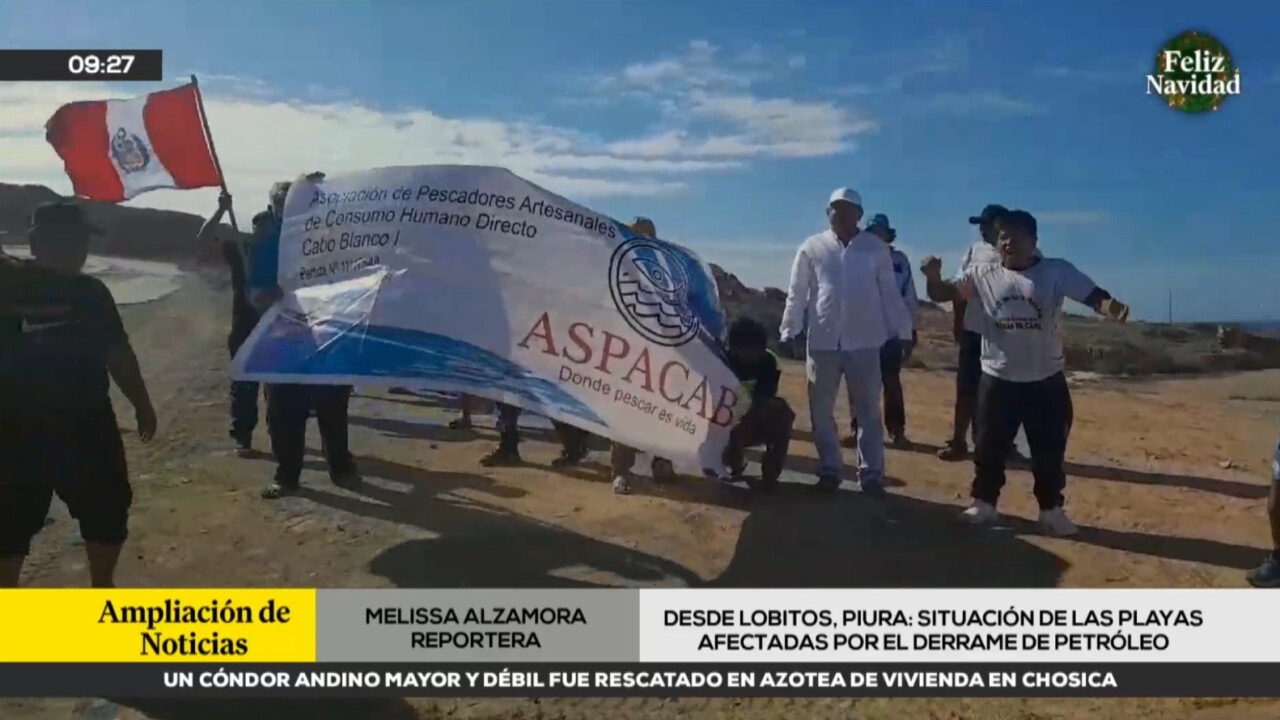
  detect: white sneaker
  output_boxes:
[1038,507,1078,537]
[612,475,633,495]
[960,500,999,525]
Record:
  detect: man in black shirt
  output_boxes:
[720,317,796,492]
[197,191,262,454]
[0,202,157,587]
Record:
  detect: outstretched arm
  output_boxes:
[1060,262,1130,321]
[197,191,232,244]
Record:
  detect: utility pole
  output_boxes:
[1167,290,1173,325]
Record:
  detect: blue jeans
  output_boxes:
[807,348,885,486]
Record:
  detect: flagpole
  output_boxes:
[189,74,239,233]
[188,74,250,271]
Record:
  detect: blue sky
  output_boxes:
[3,0,1279,321]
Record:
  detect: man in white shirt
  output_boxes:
[920,210,1129,536]
[780,189,913,497]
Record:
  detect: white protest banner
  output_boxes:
[230,165,740,468]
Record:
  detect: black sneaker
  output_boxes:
[230,434,253,456]
[815,474,842,492]
[1246,556,1280,588]
[330,469,363,490]
[858,480,888,501]
[261,482,300,499]
[550,449,587,468]
[480,447,522,467]
[936,440,969,461]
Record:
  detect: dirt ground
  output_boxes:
[4,272,1280,720]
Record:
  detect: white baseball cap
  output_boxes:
[828,187,862,207]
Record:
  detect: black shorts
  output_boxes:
[0,402,132,556]
[956,330,983,395]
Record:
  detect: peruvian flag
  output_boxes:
[45,82,223,203]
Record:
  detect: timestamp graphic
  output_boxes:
[0,50,163,81]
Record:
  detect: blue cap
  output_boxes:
[867,213,891,230]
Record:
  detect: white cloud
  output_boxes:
[0,75,755,218]
[599,40,877,159]
[2,42,878,218]
[914,91,1044,117]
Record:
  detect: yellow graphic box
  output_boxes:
[0,589,316,662]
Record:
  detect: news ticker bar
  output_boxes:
[0,588,1272,664]
[1,663,1278,698]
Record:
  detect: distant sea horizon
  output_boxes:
[1213,320,1280,336]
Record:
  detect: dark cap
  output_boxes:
[968,204,1008,225]
[29,201,103,236]
[997,209,1038,237]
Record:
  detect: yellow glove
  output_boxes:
[1100,298,1129,322]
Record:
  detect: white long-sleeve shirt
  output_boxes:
[780,229,914,352]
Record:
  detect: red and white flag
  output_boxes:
[45,82,223,203]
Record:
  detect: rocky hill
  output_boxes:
[3,182,1277,377]
[709,256,1280,376]
[0,183,249,266]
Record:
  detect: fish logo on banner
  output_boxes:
[609,229,722,348]
[110,128,151,174]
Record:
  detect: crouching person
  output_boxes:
[720,318,795,492]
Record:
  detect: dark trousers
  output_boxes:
[724,397,796,483]
[495,403,588,455]
[0,402,131,556]
[849,339,906,436]
[971,372,1074,511]
[266,384,356,487]
[880,338,905,434]
[952,330,984,443]
[228,318,261,441]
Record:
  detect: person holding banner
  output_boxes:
[719,317,796,492]
[448,393,483,430]
[921,209,1129,537]
[608,217,677,495]
[198,191,263,455]
[479,403,589,468]
[246,176,361,499]
[0,202,157,587]
[779,188,913,498]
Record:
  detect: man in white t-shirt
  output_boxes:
[780,189,913,497]
[920,210,1129,537]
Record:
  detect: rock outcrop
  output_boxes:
[3,182,1278,377]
